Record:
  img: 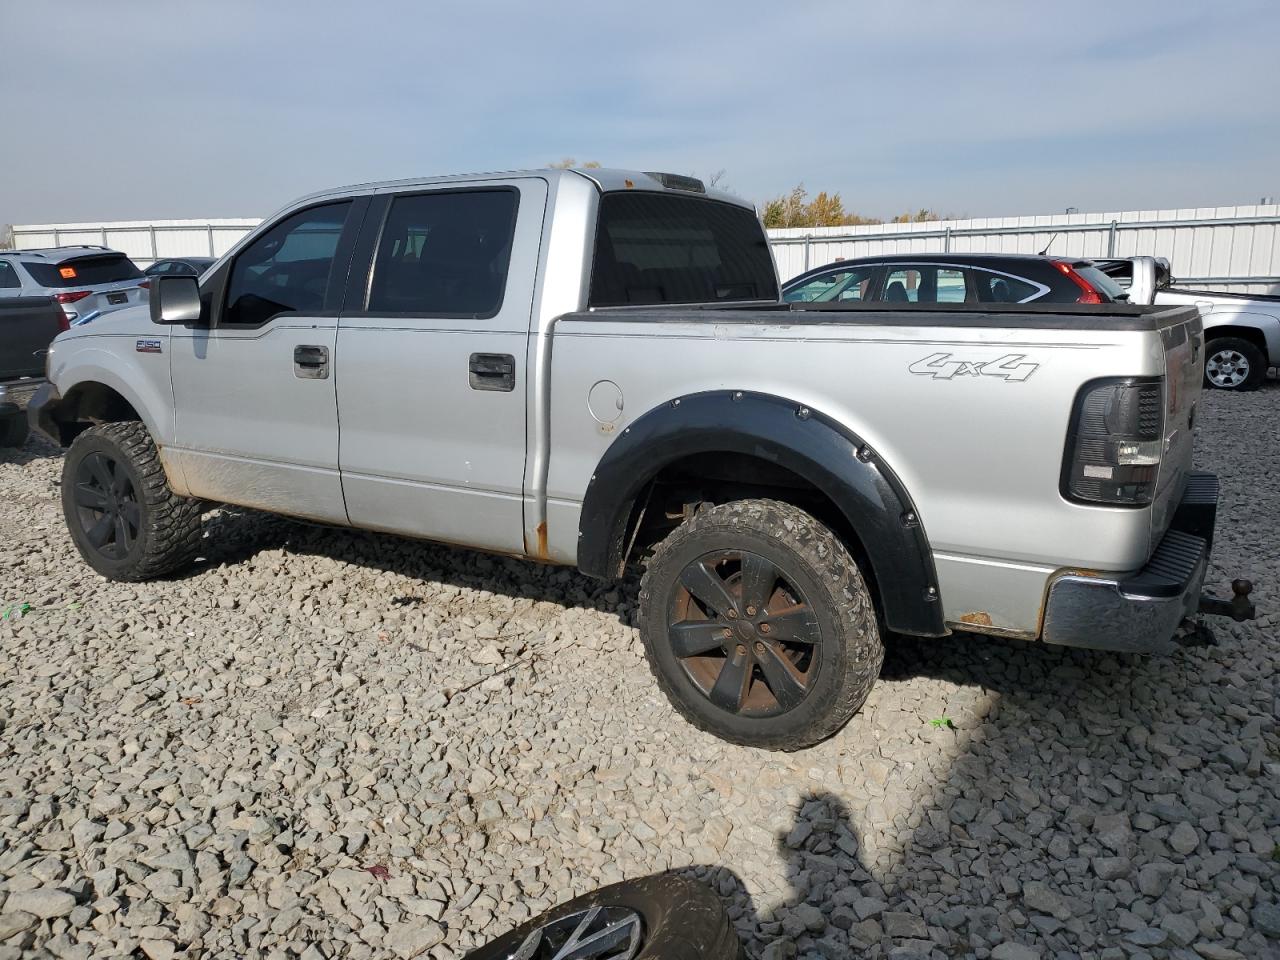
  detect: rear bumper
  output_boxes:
[1041,473,1219,654]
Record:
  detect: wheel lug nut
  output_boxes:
[759,623,771,634]
[745,605,757,616]
[722,628,732,639]
[754,641,765,655]
[726,609,737,619]
[735,644,746,656]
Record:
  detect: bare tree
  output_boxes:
[548,158,602,169]
[0,225,13,251]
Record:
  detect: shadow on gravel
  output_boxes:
[178,507,638,620]
[0,434,63,466]
[700,629,1279,958]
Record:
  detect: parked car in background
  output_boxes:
[1097,256,1279,390]
[0,246,149,326]
[0,296,64,447]
[782,253,1128,306]
[144,256,217,278]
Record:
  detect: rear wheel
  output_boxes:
[61,422,203,580]
[638,499,883,751]
[1203,337,1266,390]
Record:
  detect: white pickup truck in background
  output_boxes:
[1100,256,1280,390]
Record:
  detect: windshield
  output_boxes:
[24,254,143,287]
[589,193,778,307]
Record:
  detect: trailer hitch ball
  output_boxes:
[1198,578,1255,623]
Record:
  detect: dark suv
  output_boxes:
[782,253,1128,306]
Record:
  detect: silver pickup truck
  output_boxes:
[29,168,1254,750]
[1100,256,1280,390]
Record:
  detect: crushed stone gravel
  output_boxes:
[1,382,1277,959]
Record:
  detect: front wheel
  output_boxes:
[638,499,883,751]
[1204,337,1266,391]
[61,421,204,580]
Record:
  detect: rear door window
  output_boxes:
[974,270,1044,303]
[366,189,519,316]
[881,265,970,303]
[589,193,778,306]
[0,260,21,289]
[784,265,877,303]
[24,254,143,287]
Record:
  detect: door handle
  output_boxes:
[468,353,516,392]
[294,344,329,379]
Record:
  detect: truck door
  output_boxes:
[168,198,365,524]
[335,178,547,554]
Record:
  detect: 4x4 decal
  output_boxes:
[909,352,1038,382]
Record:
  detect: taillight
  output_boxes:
[1063,378,1164,506]
[56,314,70,332]
[1054,261,1103,304]
[55,291,92,304]
[139,280,150,289]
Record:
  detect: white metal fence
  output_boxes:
[12,204,1280,294]
[769,204,1280,294]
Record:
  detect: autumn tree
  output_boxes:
[761,184,883,229]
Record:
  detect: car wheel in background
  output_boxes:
[1203,337,1266,391]
[61,421,204,580]
[0,412,29,448]
[463,874,743,960]
[638,498,883,752]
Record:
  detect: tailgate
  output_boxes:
[87,278,148,317]
[0,297,63,379]
[1149,312,1203,542]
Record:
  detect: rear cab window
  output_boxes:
[24,254,142,287]
[589,193,778,307]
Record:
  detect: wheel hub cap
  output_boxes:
[668,549,822,717]
[510,905,644,960]
[1206,349,1249,387]
[73,451,140,560]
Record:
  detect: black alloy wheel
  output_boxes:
[668,549,821,717]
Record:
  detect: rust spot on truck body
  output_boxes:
[534,521,549,560]
[959,611,994,627]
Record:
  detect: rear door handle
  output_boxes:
[294,344,329,379]
[469,353,516,392]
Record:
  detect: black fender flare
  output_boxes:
[577,390,947,637]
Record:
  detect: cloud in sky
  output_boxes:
[2,0,1277,225]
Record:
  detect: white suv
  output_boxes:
[0,246,149,325]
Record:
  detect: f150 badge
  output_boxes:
[909,352,1038,382]
[136,339,162,354]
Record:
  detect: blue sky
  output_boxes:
[2,0,1277,225]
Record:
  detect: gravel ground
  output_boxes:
[1,383,1278,960]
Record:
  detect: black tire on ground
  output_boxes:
[0,412,29,448]
[61,421,203,581]
[463,874,742,960]
[1203,336,1266,391]
[638,498,883,752]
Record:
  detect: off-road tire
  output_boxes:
[0,412,29,449]
[638,498,883,751]
[61,421,203,580]
[1203,336,1266,391]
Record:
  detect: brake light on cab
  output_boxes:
[1053,261,1104,304]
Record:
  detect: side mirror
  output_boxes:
[150,275,202,325]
